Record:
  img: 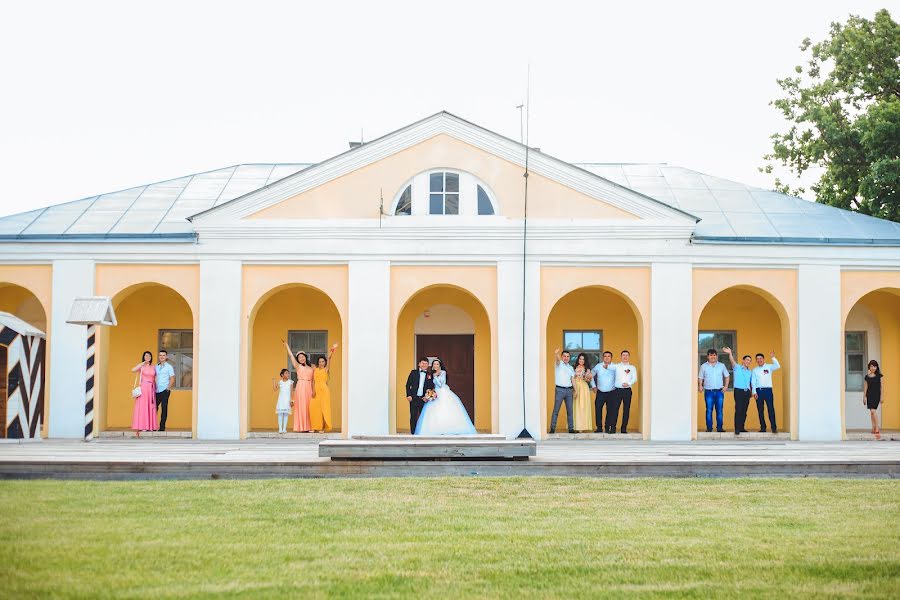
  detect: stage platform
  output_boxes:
[319,435,536,460]
[0,438,897,479]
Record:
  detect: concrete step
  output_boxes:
[246,432,341,440]
[547,432,643,440]
[319,437,536,460]
[98,430,191,439]
[697,431,790,441]
[846,431,900,441]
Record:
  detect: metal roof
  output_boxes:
[576,163,900,245]
[0,164,310,241]
[1,157,899,246]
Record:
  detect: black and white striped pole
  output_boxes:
[67,297,117,442]
[85,324,96,441]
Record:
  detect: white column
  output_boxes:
[347,260,391,436]
[798,265,842,440]
[197,260,241,440]
[497,260,541,439]
[649,262,694,441]
[48,260,95,438]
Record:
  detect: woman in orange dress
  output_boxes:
[283,339,313,432]
[311,343,338,432]
[130,350,157,437]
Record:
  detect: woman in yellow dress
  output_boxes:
[572,353,594,432]
[311,343,338,432]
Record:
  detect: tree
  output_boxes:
[763,9,900,222]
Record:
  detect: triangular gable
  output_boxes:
[247,134,641,221]
[189,112,698,225]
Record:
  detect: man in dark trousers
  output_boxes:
[405,357,434,434]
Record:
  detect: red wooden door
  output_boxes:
[415,334,475,422]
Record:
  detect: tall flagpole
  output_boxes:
[517,64,533,440]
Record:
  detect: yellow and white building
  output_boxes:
[1,112,898,441]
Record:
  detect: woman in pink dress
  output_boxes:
[130,351,157,437]
[283,340,314,432]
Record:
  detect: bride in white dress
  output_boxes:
[414,359,477,435]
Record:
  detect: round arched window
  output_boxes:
[390,171,497,216]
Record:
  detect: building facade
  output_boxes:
[1,112,898,441]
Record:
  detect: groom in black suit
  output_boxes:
[405,357,434,433]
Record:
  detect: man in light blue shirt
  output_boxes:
[590,351,616,433]
[723,347,752,435]
[550,348,575,434]
[698,348,729,433]
[155,350,176,431]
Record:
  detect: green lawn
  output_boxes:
[1,478,898,599]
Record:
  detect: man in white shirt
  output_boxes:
[155,350,176,432]
[698,348,729,433]
[610,350,637,434]
[550,348,575,434]
[590,351,616,433]
[751,351,781,433]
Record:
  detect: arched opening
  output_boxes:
[249,285,343,433]
[844,288,900,436]
[395,285,492,433]
[0,283,47,333]
[697,287,791,435]
[546,287,643,435]
[103,284,194,432]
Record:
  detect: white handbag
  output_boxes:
[131,374,142,399]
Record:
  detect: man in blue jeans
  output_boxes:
[698,348,729,433]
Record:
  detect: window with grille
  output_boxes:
[429,172,460,215]
[158,329,193,390]
[563,330,602,369]
[845,331,866,392]
[698,330,735,390]
[287,330,328,382]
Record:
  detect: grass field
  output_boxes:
[1,478,898,598]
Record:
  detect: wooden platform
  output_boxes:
[0,439,897,479]
[319,435,536,460]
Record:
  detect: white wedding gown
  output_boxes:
[414,371,477,435]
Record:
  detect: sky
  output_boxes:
[0,0,891,217]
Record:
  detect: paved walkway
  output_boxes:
[0,438,897,479]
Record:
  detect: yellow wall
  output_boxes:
[241,266,348,437]
[696,289,786,432]
[0,266,53,437]
[248,134,639,221]
[390,266,498,434]
[545,287,642,432]
[249,286,343,431]
[104,285,193,430]
[693,270,797,438]
[540,267,650,437]
[841,272,900,434]
[395,286,492,432]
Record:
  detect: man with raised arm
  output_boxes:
[723,347,752,435]
[752,351,781,434]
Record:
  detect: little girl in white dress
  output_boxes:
[273,368,294,433]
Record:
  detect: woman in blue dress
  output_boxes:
[414,359,477,435]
